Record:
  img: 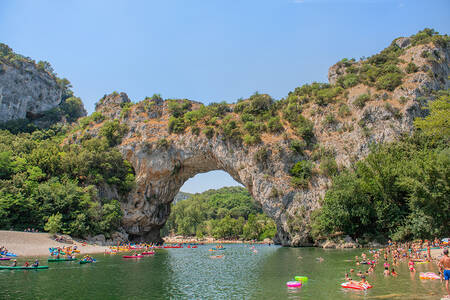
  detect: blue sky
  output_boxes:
[1,0,448,193]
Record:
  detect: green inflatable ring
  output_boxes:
[295,276,308,282]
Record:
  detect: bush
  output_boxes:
[290,160,313,188]
[268,117,283,133]
[44,213,63,234]
[338,73,359,88]
[353,94,370,108]
[168,117,186,134]
[157,138,170,148]
[290,139,307,155]
[167,99,192,118]
[203,126,215,139]
[406,62,419,74]
[376,73,403,91]
[99,120,128,146]
[338,104,351,117]
[322,113,337,126]
[319,157,338,177]
[254,148,269,163]
[243,134,260,145]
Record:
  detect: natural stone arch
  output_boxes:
[119,130,313,246]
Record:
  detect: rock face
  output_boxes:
[95,92,131,119]
[79,38,449,246]
[0,59,63,123]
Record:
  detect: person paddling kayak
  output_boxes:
[32,259,39,267]
[11,259,17,267]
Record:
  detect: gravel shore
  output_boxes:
[0,230,108,257]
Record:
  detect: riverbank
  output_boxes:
[163,236,273,245]
[0,230,108,257]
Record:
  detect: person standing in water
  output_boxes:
[439,249,450,299]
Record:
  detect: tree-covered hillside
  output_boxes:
[162,186,276,241]
[0,126,135,237]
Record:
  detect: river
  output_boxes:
[0,244,445,299]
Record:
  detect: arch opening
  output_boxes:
[160,170,276,243]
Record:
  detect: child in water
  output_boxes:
[391,268,398,276]
[384,267,390,276]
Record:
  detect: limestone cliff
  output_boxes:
[73,32,449,246]
[0,43,86,125]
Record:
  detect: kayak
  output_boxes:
[0,258,11,261]
[0,252,17,257]
[48,258,78,262]
[341,282,372,290]
[0,266,48,270]
[123,255,143,258]
[141,252,155,255]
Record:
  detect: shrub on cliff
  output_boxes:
[290,160,313,188]
[353,93,370,108]
[99,120,128,146]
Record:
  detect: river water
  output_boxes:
[0,244,446,299]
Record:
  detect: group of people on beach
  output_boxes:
[23,228,39,233]
[343,238,450,297]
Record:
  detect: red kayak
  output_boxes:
[142,252,155,255]
[192,246,198,248]
[163,246,183,249]
[123,255,143,258]
[341,282,372,290]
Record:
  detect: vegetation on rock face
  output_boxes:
[161,187,276,241]
[311,91,450,243]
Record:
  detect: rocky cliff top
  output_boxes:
[0,43,86,126]
[72,29,449,245]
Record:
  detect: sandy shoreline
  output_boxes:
[0,231,108,258]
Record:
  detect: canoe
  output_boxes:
[48,258,78,262]
[0,266,48,270]
[341,282,372,290]
[123,255,143,258]
[0,258,11,261]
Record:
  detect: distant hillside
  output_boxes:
[173,191,193,204]
[162,186,276,241]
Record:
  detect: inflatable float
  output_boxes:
[0,257,11,261]
[123,255,144,258]
[79,259,96,264]
[286,281,302,288]
[294,276,308,282]
[341,281,372,290]
[419,272,440,280]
